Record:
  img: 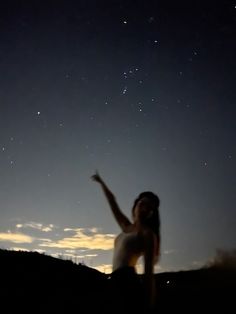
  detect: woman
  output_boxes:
[91,171,161,312]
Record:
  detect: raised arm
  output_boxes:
[91,171,131,231]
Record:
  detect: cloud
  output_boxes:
[191,260,205,268]
[93,262,163,274]
[0,232,33,244]
[33,249,46,254]
[207,249,236,269]
[48,251,96,262]
[39,228,115,250]
[63,227,102,235]
[93,264,113,274]
[37,238,53,243]
[10,247,30,252]
[163,249,177,255]
[16,222,55,232]
[1,223,116,269]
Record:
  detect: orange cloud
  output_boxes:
[93,264,113,274]
[39,228,115,250]
[0,232,33,244]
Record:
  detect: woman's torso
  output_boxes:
[112,228,144,272]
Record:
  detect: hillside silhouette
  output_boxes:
[1,249,235,313]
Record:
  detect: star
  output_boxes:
[122,86,128,94]
[148,17,155,23]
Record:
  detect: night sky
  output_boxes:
[0,0,235,273]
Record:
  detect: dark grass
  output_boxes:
[1,249,235,313]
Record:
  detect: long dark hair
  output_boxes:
[132,191,161,260]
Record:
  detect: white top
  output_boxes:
[112,231,143,272]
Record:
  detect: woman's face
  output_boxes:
[133,197,155,223]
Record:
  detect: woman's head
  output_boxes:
[132,192,161,262]
[132,191,160,237]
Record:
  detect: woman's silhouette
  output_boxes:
[91,170,161,312]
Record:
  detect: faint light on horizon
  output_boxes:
[10,247,30,252]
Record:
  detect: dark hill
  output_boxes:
[0,249,235,313]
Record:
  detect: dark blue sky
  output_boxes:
[0,1,235,272]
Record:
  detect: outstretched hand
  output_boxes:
[91,170,103,184]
